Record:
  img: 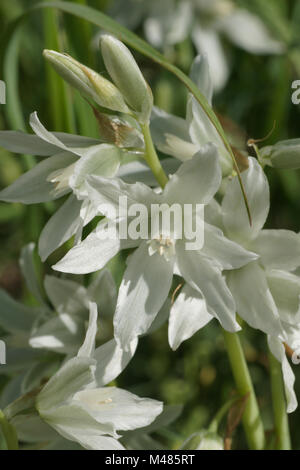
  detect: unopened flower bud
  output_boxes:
[100,35,153,123]
[260,139,300,169]
[43,49,130,113]
[181,431,224,450]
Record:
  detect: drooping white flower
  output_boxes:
[260,138,300,170]
[54,144,258,350]
[36,303,163,450]
[151,54,234,176]
[0,242,139,410]
[0,111,148,260]
[206,157,300,412]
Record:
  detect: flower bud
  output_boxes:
[100,35,153,123]
[260,139,300,169]
[43,49,130,114]
[181,431,224,450]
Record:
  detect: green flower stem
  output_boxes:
[268,349,291,450]
[0,410,18,450]
[208,397,238,433]
[222,330,265,450]
[140,123,169,189]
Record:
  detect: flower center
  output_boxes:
[47,163,76,197]
[148,235,175,261]
[97,398,113,405]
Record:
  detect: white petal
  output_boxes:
[30,112,70,151]
[77,302,98,358]
[268,336,297,413]
[192,27,229,91]
[0,130,60,155]
[202,223,258,270]
[73,387,163,432]
[20,243,45,304]
[163,144,221,205]
[189,54,213,105]
[44,275,88,315]
[53,221,137,274]
[87,269,117,318]
[53,132,100,149]
[150,107,196,161]
[0,288,39,334]
[266,270,300,325]
[40,402,117,448]
[29,313,85,354]
[169,284,213,350]
[37,356,96,411]
[250,230,300,271]
[69,144,121,198]
[176,242,240,332]
[11,415,57,443]
[86,174,159,217]
[0,152,76,203]
[227,262,282,336]
[222,157,270,244]
[94,338,138,386]
[39,195,83,261]
[30,112,103,158]
[221,10,283,55]
[186,96,232,176]
[114,241,173,349]
[204,198,223,228]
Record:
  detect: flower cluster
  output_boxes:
[0,31,299,450]
[108,0,283,90]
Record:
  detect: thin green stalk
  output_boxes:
[140,123,169,189]
[0,410,18,450]
[223,330,265,450]
[268,349,291,450]
[208,397,239,433]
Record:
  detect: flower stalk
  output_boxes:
[0,410,18,450]
[222,330,266,450]
[140,123,169,188]
[268,349,291,450]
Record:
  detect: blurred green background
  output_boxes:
[0,0,300,449]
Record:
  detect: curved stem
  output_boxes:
[222,330,265,450]
[0,410,18,450]
[208,397,238,433]
[140,123,168,189]
[268,350,291,450]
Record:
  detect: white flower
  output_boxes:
[36,303,162,450]
[0,112,146,261]
[191,0,283,90]
[54,145,258,349]
[109,0,283,90]
[260,138,300,170]
[151,55,233,176]
[0,243,138,405]
[221,158,300,337]
[208,157,300,412]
